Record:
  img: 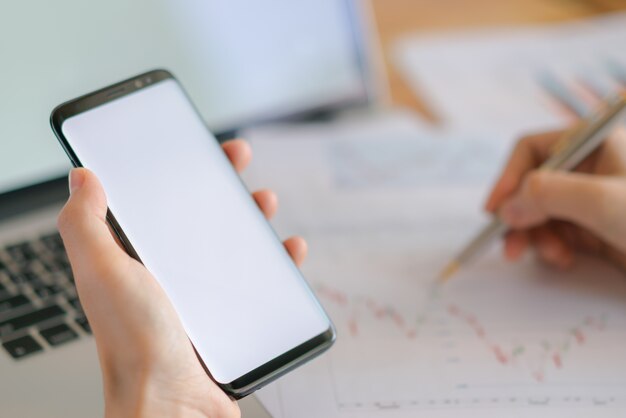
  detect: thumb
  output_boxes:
[57,168,128,278]
[499,170,626,241]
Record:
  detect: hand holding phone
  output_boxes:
[51,70,334,398]
[57,140,301,416]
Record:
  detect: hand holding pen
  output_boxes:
[440,94,626,281]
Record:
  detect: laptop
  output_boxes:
[0,0,384,416]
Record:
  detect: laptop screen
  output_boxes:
[0,0,368,194]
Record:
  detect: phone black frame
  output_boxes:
[49,69,336,399]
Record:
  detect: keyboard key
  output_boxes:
[40,258,60,273]
[0,295,30,314]
[2,335,43,359]
[33,284,63,299]
[5,243,37,264]
[7,273,27,284]
[26,277,47,290]
[45,258,69,274]
[0,305,65,337]
[56,257,71,270]
[23,271,40,282]
[22,271,48,289]
[39,323,78,346]
[0,235,84,358]
[40,233,64,252]
[75,316,91,334]
[67,297,83,312]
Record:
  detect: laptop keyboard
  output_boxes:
[0,232,90,360]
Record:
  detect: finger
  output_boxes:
[252,189,278,219]
[530,226,574,269]
[503,230,529,261]
[222,139,252,173]
[485,131,562,213]
[552,221,604,255]
[499,171,626,251]
[57,169,128,278]
[284,236,308,267]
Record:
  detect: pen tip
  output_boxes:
[437,261,460,283]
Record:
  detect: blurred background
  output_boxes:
[2,1,626,417]
[372,0,626,116]
[2,0,626,194]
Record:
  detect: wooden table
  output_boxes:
[370,0,626,118]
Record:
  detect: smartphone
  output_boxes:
[50,69,335,398]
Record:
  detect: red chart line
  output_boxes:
[315,283,607,383]
[315,284,419,339]
[447,303,607,382]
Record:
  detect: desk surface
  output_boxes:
[370,0,626,118]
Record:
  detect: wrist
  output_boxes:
[105,397,210,418]
[102,364,239,418]
[102,367,167,418]
[104,378,210,418]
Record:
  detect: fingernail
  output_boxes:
[69,169,85,195]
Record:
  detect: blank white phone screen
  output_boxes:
[61,79,331,383]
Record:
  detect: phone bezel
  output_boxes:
[50,69,335,398]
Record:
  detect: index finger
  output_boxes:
[484,130,563,213]
[222,138,252,173]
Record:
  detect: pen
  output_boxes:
[438,93,626,283]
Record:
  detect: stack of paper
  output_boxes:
[394,12,626,142]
